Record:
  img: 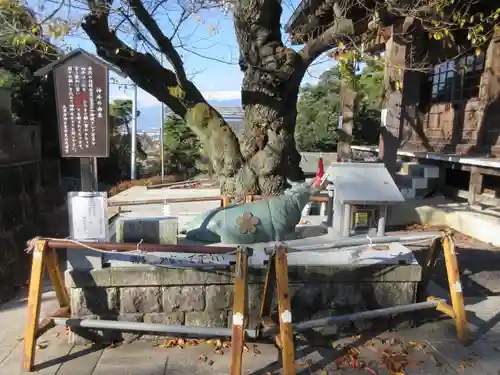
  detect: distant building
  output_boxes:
[141,129,161,142]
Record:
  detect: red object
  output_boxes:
[75,92,89,108]
[313,157,325,188]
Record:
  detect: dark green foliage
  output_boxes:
[162,115,201,175]
[295,61,384,152]
[97,99,146,184]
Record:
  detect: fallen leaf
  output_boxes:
[295,361,309,369]
[207,360,214,366]
[459,360,470,372]
[214,348,224,355]
[252,345,261,356]
[199,354,207,362]
[36,342,49,350]
[222,340,231,348]
[243,344,249,353]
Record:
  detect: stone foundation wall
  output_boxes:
[0,159,66,301]
[67,263,421,343]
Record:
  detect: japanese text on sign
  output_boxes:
[62,65,105,153]
[53,52,109,158]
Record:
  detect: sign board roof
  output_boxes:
[36,49,118,158]
[325,162,404,204]
[34,48,126,77]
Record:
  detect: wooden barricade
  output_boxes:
[22,233,469,374]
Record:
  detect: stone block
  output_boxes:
[66,269,111,288]
[247,284,264,330]
[205,285,233,312]
[143,312,185,341]
[185,311,227,327]
[34,187,50,214]
[19,193,34,220]
[40,160,61,187]
[118,313,144,342]
[116,217,178,245]
[0,167,23,197]
[21,162,40,193]
[70,287,119,316]
[162,286,205,312]
[120,287,162,314]
[105,268,232,287]
[144,312,185,325]
[43,185,65,209]
[2,194,23,229]
[69,314,100,345]
[0,233,18,281]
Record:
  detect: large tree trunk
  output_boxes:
[184,75,304,199]
[81,0,313,199]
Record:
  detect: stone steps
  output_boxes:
[396,162,440,199]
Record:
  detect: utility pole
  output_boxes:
[160,54,165,182]
[130,21,139,180]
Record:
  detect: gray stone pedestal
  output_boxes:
[65,262,421,343]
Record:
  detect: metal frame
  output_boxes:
[259,234,470,355]
[22,233,469,374]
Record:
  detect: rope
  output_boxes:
[25,236,237,262]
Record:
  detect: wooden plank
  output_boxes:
[22,240,48,372]
[442,235,470,344]
[460,164,500,177]
[468,167,484,205]
[259,255,276,320]
[229,247,248,375]
[275,246,296,375]
[45,247,70,307]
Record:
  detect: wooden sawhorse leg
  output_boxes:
[259,245,296,375]
[22,240,70,372]
[230,247,249,375]
[426,234,470,345]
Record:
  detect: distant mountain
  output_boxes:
[138,99,243,131]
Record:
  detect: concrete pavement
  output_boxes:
[2,281,500,375]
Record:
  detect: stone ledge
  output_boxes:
[65,263,421,288]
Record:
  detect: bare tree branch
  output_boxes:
[81,0,203,117]
[298,1,357,66]
[129,0,188,87]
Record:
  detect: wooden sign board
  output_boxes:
[35,49,126,158]
[53,53,110,157]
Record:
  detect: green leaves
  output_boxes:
[295,63,383,152]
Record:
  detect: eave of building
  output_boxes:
[285,0,497,48]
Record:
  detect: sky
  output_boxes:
[30,0,335,129]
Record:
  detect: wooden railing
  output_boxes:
[108,194,329,208]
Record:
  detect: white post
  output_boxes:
[160,54,165,182]
[131,85,138,180]
[130,20,139,180]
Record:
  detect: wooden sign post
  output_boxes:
[35,49,125,191]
